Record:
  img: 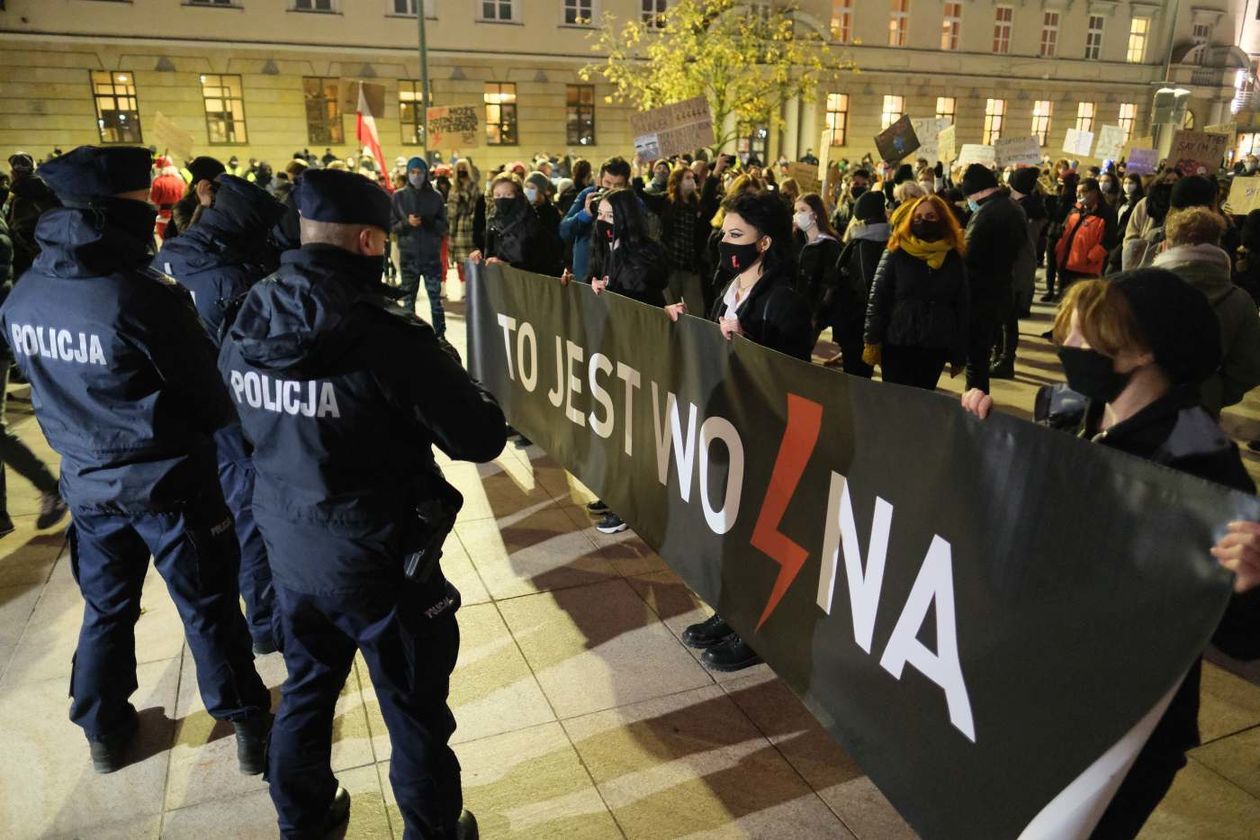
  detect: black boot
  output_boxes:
[681,614,734,649]
[458,809,479,840]
[322,786,351,833]
[700,634,763,672]
[89,706,139,774]
[989,358,1016,379]
[234,712,272,775]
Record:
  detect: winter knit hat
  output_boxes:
[524,171,552,196]
[961,164,999,197]
[1170,174,1216,210]
[894,163,915,185]
[406,156,427,172]
[1009,167,1040,196]
[188,155,226,185]
[1111,268,1221,385]
[853,189,887,223]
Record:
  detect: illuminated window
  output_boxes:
[1031,100,1052,146]
[826,93,849,145]
[993,5,1012,54]
[936,96,956,124]
[485,82,518,145]
[399,80,427,145]
[1040,11,1059,58]
[642,0,666,27]
[90,70,142,144]
[984,98,1005,145]
[1127,17,1149,63]
[889,0,909,48]
[1085,15,1105,60]
[941,3,961,51]
[303,77,343,145]
[566,85,596,145]
[564,0,592,25]
[200,73,247,144]
[1117,103,1137,144]
[1076,101,1096,134]
[881,94,904,130]
[831,0,852,44]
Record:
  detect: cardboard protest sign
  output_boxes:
[1169,129,1229,176]
[874,115,920,164]
[1125,147,1158,175]
[1205,122,1237,136]
[629,96,714,159]
[957,144,996,169]
[938,124,957,165]
[994,136,1042,167]
[1062,128,1095,158]
[1225,176,1260,216]
[339,80,385,119]
[153,112,195,161]
[426,105,480,151]
[1093,125,1127,162]
[786,162,821,193]
[911,117,951,163]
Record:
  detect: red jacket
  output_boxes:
[1055,209,1110,276]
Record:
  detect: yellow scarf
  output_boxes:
[897,235,953,269]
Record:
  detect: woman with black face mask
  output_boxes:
[862,194,970,389]
[664,190,813,674]
[468,173,555,276]
[960,269,1259,840]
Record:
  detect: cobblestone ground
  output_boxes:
[1,275,1257,839]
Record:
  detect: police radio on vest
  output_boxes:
[9,324,107,366]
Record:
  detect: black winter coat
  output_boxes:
[589,241,669,307]
[3,174,60,279]
[391,183,448,268]
[964,194,1027,309]
[486,200,558,276]
[830,234,885,329]
[793,235,842,323]
[864,248,970,365]
[711,266,814,361]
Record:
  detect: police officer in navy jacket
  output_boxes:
[220,168,505,839]
[0,145,271,774]
[155,173,285,654]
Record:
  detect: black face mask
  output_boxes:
[851,185,867,200]
[494,197,516,217]
[1057,346,1132,404]
[595,219,614,242]
[718,240,762,273]
[911,219,943,241]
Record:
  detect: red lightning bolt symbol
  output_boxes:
[751,393,823,632]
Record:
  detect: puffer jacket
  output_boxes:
[1055,203,1118,276]
[710,265,814,362]
[864,247,970,365]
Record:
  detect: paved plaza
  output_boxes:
[1,282,1259,839]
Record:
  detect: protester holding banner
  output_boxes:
[961,268,1258,839]
[790,193,841,338]
[469,173,555,277]
[559,156,631,283]
[702,172,765,316]
[666,190,811,672]
[642,166,707,314]
[825,190,887,376]
[862,195,969,389]
[1151,207,1260,417]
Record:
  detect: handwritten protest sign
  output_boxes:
[1062,128,1095,158]
[911,117,951,163]
[1205,122,1237,136]
[1169,129,1229,176]
[938,124,957,165]
[957,144,996,169]
[1126,147,1158,175]
[1093,125,1127,162]
[154,112,195,161]
[994,136,1042,167]
[786,162,820,192]
[1226,176,1260,216]
[629,96,714,160]
[874,115,920,164]
[426,105,480,151]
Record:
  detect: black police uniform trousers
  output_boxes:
[398,256,446,338]
[268,576,463,839]
[215,426,276,649]
[67,484,269,741]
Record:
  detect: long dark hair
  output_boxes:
[797,192,839,240]
[571,158,592,190]
[722,190,793,281]
[588,187,658,281]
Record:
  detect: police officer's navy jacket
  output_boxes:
[219,244,506,593]
[155,203,279,343]
[0,202,236,511]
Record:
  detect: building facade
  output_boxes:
[0,0,1250,169]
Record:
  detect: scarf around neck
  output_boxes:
[897,235,953,269]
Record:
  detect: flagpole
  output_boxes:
[417,0,430,163]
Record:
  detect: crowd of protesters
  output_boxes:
[9,130,1260,840]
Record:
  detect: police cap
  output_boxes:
[296,169,390,231]
[214,173,286,228]
[37,145,151,202]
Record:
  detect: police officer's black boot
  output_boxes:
[321,786,351,834]
[457,809,479,840]
[89,706,139,774]
[233,712,272,775]
[681,614,735,649]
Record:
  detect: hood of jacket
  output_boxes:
[1152,244,1234,303]
[158,206,279,275]
[228,244,388,373]
[849,221,890,243]
[31,206,153,278]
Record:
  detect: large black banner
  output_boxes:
[466,264,1259,838]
